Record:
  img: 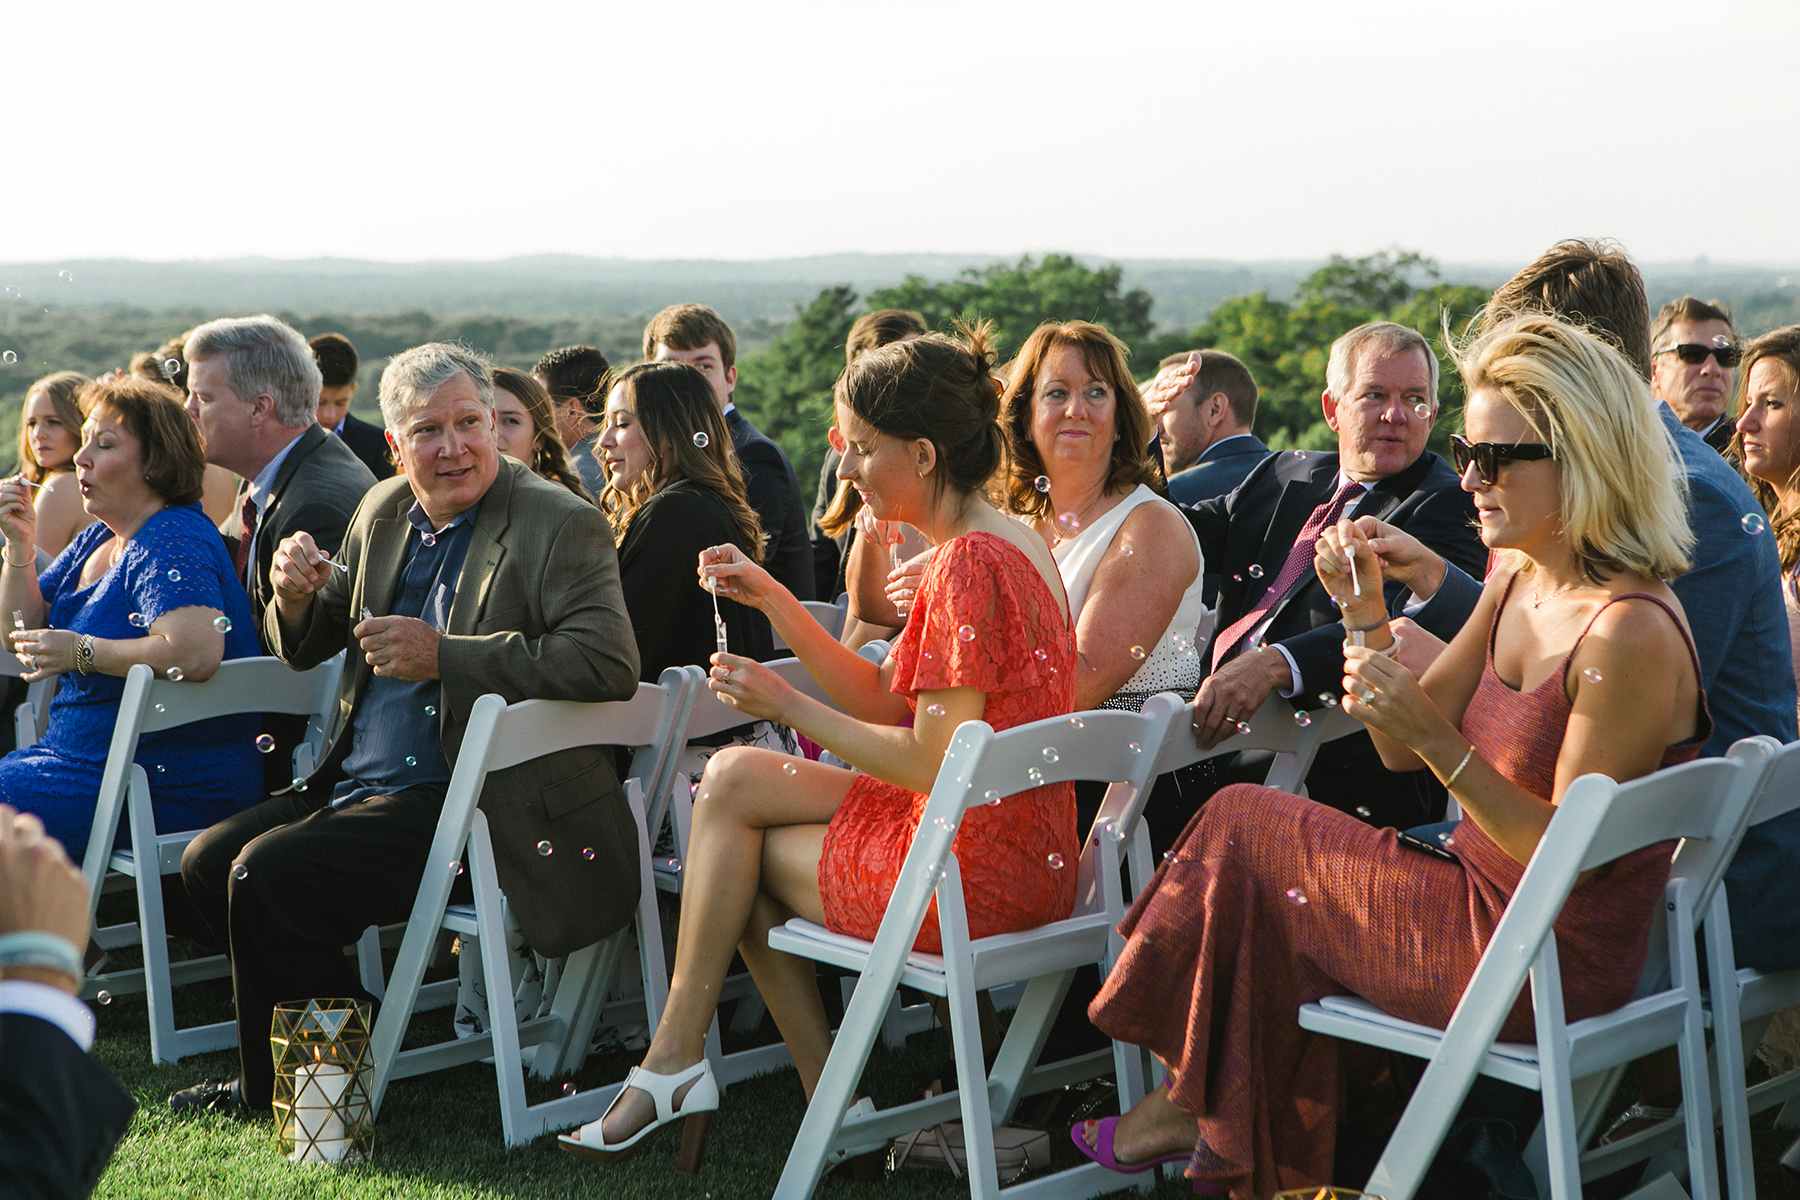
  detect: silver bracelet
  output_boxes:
[0,930,84,980]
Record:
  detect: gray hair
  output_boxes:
[1325,321,1440,411]
[184,315,323,428]
[378,342,494,431]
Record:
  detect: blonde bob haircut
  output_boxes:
[1456,311,1693,584]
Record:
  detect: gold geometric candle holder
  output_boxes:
[271,998,375,1164]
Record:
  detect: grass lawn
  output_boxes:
[80,914,1800,1199]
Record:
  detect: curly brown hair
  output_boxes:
[1730,325,1800,578]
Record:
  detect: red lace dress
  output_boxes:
[818,531,1077,954]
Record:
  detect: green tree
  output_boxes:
[731,285,861,497]
[1187,251,1488,453]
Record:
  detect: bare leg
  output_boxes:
[602,748,850,1141]
[738,825,834,1096]
[1076,1082,1199,1165]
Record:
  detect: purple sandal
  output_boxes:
[1069,1117,1227,1195]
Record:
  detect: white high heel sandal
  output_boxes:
[558,1059,720,1175]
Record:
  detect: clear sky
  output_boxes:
[5,0,1796,266]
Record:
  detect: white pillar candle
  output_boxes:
[291,1061,349,1162]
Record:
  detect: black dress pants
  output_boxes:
[179,782,463,1111]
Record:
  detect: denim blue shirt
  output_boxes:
[331,500,481,808]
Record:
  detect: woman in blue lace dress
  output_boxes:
[0,377,261,859]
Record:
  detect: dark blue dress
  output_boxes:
[0,505,262,858]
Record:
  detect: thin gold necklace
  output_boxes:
[1531,577,1581,608]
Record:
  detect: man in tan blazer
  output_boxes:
[172,343,640,1117]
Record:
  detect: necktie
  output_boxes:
[1210,478,1365,670]
[233,491,258,583]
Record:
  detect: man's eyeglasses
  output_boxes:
[1450,435,1554,485]
[1653,336,1742,369]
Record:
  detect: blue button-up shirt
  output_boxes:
[331,500,481,808]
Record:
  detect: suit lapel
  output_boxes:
[1256,459,1341,629]
[447,464,517,635]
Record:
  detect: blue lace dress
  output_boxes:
[0,505,262,857]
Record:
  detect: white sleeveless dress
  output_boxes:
[1052,484,1208,710]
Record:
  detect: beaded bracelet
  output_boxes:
[0,930,84,981]
[1442,745,1476,790]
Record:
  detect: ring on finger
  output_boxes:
[1358,688,1376,704]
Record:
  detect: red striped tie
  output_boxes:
[1210,478,1365,670]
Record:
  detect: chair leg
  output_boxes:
[986,970,1072,1123]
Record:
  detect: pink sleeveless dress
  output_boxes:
[1087,581,1711,1199]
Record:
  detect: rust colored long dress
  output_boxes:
[1088,583,1710,1198]
[819,531,1078,954]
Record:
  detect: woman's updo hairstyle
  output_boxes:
[833,319,1003,497]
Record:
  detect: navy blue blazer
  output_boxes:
[1167,435,1271,604]
[336,412,392,480]
[1181,448,1487,826]
[0,1012,135,1200]
[725,407,815,601]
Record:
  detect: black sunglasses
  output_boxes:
[1654,342,1742,368]
[1450,435,1554,485]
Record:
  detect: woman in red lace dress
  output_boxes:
[561,323,1077,1172]
[1076,313,1708,1198]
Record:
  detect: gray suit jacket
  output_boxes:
[225,424,378,635]
[264,460,643,955]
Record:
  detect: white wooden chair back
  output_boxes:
[366,668,693,1147]
[1299,739,1771,1200]
[76,653,345,1063]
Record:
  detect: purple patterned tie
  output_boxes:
[1210,478,1365,670]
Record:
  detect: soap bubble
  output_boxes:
[127,612,149,628]
[1119,544,1133,557]
[1129,645,1146,660]
[957,624,976,642]
[1581,667,1603,684]
[96,990,111,1005]
[153,703,165,714]
[58,270,73,282]
[166,569,181,582]
[984,790,1002,806]
[421,532,437,548]
[404,756,417,767]
[782,761,798,776]
[561,1083,578,1097]
[1046,853,1064,870]
[1291,450,1305,458]
[1032,475,1051,493]
[1285,887,1308,905]
[925,703,946,717]
[165,667,183,681]
[1169,633,1192,654]
[449,861,463,876]
[1293,711,1312,728]
[0,352,16,365]
[1742,512,1766,535]
[1234,721,1252,735]
[212,616,232,632]
[254,734,275,754]
[163,358,181,377]
[1355,806,1372,818]
[1026,767,1044,786]
[536,840,553,856]
[1032,647,1048,663]
[1126,741,1142,754]
[1067,715,1084,729]
[291,777,307,792]
[582,847,595,860]
[1319,693,1336,706]
[1414,403,1432,420]
[1231,574,1242,583]
[231,864,248,881]
[1248,564,1264,579]
[1042,747,1059,764]
[2,287,17,300]
[1054,512,1081,537]
[692,431,710,448]
[424,704,436,717]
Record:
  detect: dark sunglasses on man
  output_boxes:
[1653,334,1742,369]
[1450,434,1554,486]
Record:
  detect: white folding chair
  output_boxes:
[78,653,345,1064]
[771,598,851,653]
[1700,739,1800,1200]
[1296,738,1774,1200]
[367,667,696,1147]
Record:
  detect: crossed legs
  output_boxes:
[602,746,853,1141]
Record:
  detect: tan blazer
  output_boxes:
[265,459,642,955]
